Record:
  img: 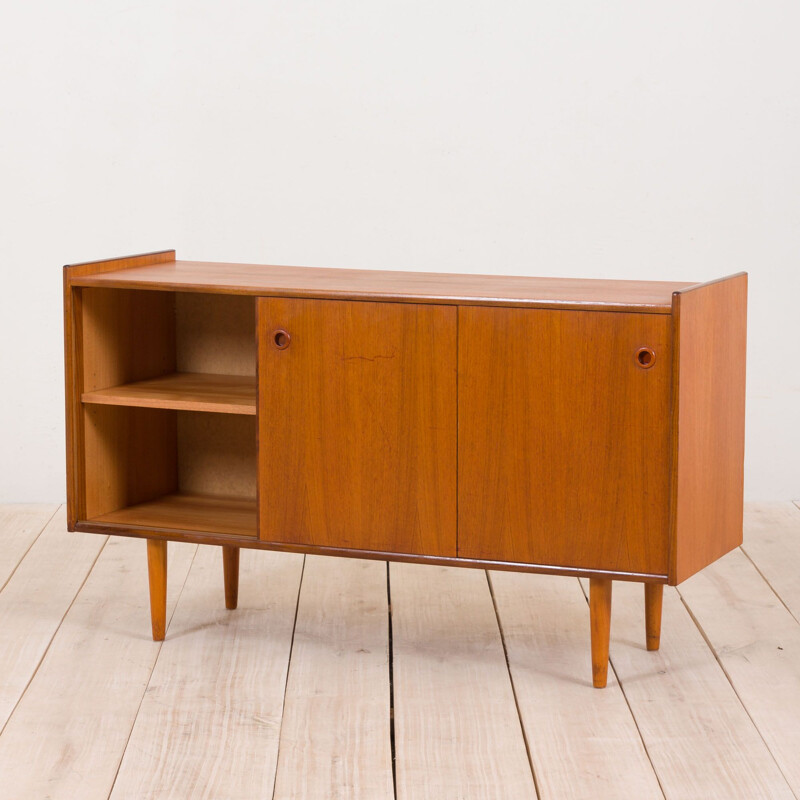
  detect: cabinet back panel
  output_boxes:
[175,294,256,376]
[458,307,671,575]
[177,412,257,500]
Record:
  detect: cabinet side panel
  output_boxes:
[64,281,84,527]
[671,274,747,584]
[83,406,178,518]
[459,307,672,575]
[81,288,176,392]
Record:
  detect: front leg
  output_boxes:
[146,539,168,641]
[222,546,240,610]
[589,578,612,688]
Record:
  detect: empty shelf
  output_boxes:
[90,493,258,537]
[81,373,257,415]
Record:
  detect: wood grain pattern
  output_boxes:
[587,578,794,799]
[258,298,457,557]
[92,493,258,538]
[109,544,304,800]
[64,250,175,527]
[678,549,800,794]
[147,539,168,641]
[391,563,536,799]
[82,373,257,415]
[0,508,106,733]
[71,259,693,312]
[670,273,747,584]
[272,557,393,800]
[458,307,672,575]
[489,571,663,798]
[0,536,195,800]
[590,578,613,688]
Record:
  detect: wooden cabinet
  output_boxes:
[64,251,747,687]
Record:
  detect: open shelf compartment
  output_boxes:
[75,288,258,538]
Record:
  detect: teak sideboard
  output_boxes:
[63,250,747,688]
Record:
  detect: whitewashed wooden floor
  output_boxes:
[1,504,799,799]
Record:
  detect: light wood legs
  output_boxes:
[645,583,664,651]
[146,539,168,641]
[589,580,665,686]
[144,537,658,684]
[589,578,612,688]
[222,546,240,610]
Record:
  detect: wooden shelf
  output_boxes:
[89,493,257,538]
[81,373,256,415]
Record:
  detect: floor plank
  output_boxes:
[3,502,800,797]
[0,506,106,733]
[0,504,58,589]
[273,556,393,800]
[490,572,663,800]
[589,578,794,800]
[741,503,800,623]
[110,545,304,800]
[0,536,196,800]
[678,548,800,795]
[391,563,536,800]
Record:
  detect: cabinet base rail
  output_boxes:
[78,521,667,584]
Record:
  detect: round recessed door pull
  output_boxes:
[273,329,291,350]
[635,346,656,369]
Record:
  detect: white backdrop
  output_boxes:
[1,1,797,502]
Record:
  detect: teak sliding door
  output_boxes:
[458,307,672,576]
[258,298,457,557]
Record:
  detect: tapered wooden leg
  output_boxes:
[222,546,240,610]
[645,583,664,651]
[146,539,168,641]
[590,578,613,688]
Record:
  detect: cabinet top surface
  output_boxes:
[68,259,695,312]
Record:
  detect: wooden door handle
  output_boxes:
[273,329,291,350]
[635,347,655,369]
